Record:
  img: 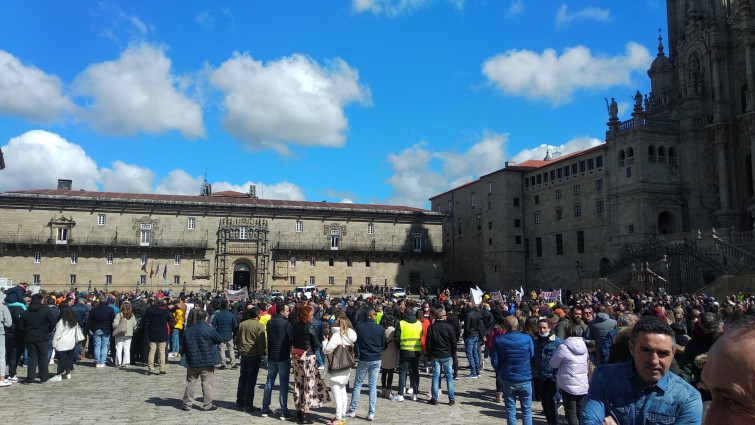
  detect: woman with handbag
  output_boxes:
[322,316,357,425]
[291,305,331,424]
[50,306,79,381]
[380,314,399,399]
[112,301,137,368]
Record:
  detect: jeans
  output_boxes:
[171,328,181,353]
[262,359,291,414]
[237,355,262,408]
[431,357,455,401]
[397,355,419,396]
[315,348,324,367]
[534,378,559,425]
[464,337,480,376]
[348,359,381,415]
[561,390,586,425]
[93,330,110,365]
[501,380,532,425]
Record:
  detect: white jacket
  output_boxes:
[322,326,357,385]
[549,336,590,396]
[52,320,79,352]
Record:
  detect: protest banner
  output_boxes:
[225,287,249,302]
[540,289,562,303]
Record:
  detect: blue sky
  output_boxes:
[0,0,667,208]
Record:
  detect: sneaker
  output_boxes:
[182,405,192,411]
[345,411,356,418]
[406,387,413,395]
[49,375,62,382]
[261,411,271,417]
[411,394,418,402]
[0,380,11,387]
[203,405,218,412]
[390,394,405,402]
[366,413,374,421]
[428,399,437,405]
[159,371,167,375]
[63,373,72,380]
[465,374,478,379]
[280,411,295,420]
[448,400,456,406]
[318,365,325,370]
[8,376,18,382]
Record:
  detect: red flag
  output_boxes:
[150,265,155,278]
[141,262,147,273]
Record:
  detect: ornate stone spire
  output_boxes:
[657,28,665,57]
[543,149,551,161]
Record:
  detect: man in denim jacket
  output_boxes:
[583,317,702,425]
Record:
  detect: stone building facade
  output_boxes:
[431,1,755,292]
[0,182,443,294]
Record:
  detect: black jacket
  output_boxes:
[426,319,457,359]
[292,322,320,356]
[446,313,461,343]
[143,306,173,342]
[354,319,384,362]
[463,308,486,339]
[89,304,115,334]
[267,314,293,362]
[21,301,55,343]
[182,321,222,368]
[71,303,90,330]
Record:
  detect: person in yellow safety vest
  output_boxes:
[391,308,423,402]
[375,304,384,326]
[258,303,272,367]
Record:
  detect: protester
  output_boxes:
[347,307,385,420]
[392,308,423,402]
[21,293,56,384]
[425,307,457,406]
[323,315,357,425]
[89,295,115,368]
[50,306,79,381]
[211,299,239,370]
[0,292,14,387]
[491,316,535,425]
[234,307,267,412]
[262,302,294,420]
[532,318,562,425]
[291,305,330,424]
[462,302,485,379]
[143,299,173,375]
[550,322,589,425]
[181,310,223,411]
[380,314,399,399]
[112,301,137,368]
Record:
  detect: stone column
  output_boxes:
[715,131,731,211]
[746,42,755,112]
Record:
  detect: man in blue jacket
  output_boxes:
[182,310,222,411]
[346,308,385,421]
[261,302,294,420]
[491,316,535,425]
[211,300,239,369]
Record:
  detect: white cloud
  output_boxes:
[385,133,508,208]
[482,42,651,105]
[155,170,205,195]
[196,10,214,29]
[556,5,610,28]
[100,160,156,193]
[73,43,205,139]
[0,51,76,123]
[508,0,523,17]
[510,136,603,164]
[0,130,99,192]
[210,52,371,155]
[212,181,306,201]
[352,0,463,17]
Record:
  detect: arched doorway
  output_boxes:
[233,262,252,290]
[657,211,674,234]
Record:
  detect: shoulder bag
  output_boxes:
[113,313,128,337]
[327,333,355,372]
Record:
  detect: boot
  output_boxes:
[296,411,304,423]
[495,392,502,403]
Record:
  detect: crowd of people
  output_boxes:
[1,280,755,425]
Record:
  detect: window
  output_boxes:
[488,238,493,246]
[571,163,578,175]
[239,226,248,239]
[412,232,421,252]
[328,276,334,286]
[596,155,603,167]
[537,174,542,185]
[536,237,543,257]
[580,161,586,172]
[365,258,371,267]
[447,201,453,214]
[56,228,68,244]
[488,200,492,210]
[310,258,316,267]
[174,255,181,266]
[535,213,541,224]
[106,253,113,264]
[367,223,374,235]
[290,276,296,285]
[587,158,595,170]
[543,172,549,183]
[488,181,492,194]
[477,214,482,230]
[34,252,41,263]
[106,275,112,285]
[556,234,563,255]
[69,274,76,285]
[514,219,521,228]
[596,200,605,213]
[347,258,352,267]
[488,221,493,230]
[557,168,563,179]
[556,208,563,220]
[574,204,581,217]
[513,197,520,206]
[534,195,539,205]
[550,170,556,181]
[174,276,180,285]
[187,217,195,230]
[524,238,530,258]
[564,166,570,177]
[310,276,316,285]
[290,257,296,267]
[71,253,78,264]
[626,167,632,177]
[33,274,41,284]
[629,224,635,233]
[458,220,462,235]
[140,275,146,285]
[140,228,151,246]
[141,254,148,265]
[329,258,334,267]
[346,277,352,286]
[365,277,371,286]
[573,185,580,195]
[97,214,106,226]
[577,230,585,253]
[596,179,603,190]
[296,221,303,232]
[400,258,405,266]
[471,193,476,209]
[515,235,522,244]
[555,189,561,199]
[330,229,340,250]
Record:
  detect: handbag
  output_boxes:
[113,314,128,337]
[291,347,307,359]
[75,325,86,344]
[327,343,355,372]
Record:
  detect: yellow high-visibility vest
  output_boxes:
[399,320,423,352]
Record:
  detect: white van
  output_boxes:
[390,286,406,298]
[295,285,318,299]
